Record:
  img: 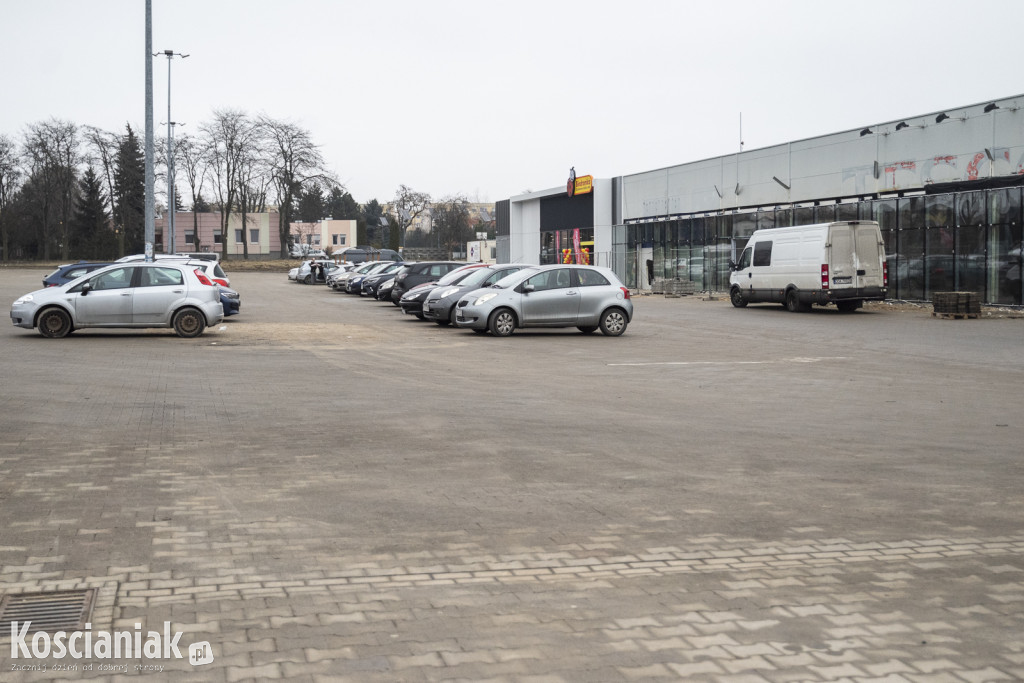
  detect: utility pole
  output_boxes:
[157,50,189,254]
[144,0,154,260]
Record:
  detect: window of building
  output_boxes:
[213,231,223,244]
[185,230,195,245]
[250,229,259,243]
[234,230,244,243]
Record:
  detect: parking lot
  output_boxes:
[2,267,1023,682]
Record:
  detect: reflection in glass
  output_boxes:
[956,225,985,295]
[989,223,1022,305]
[925,226,955,297]
[897,228,925,300]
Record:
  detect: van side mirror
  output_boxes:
[728,260,737,271]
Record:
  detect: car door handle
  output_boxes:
[121,292,131,296]
[748,273,752,278]
[566,291,578,295]
[172,289,183,293]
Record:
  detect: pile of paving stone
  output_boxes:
[651,278,696,298]
[932,291,981,318]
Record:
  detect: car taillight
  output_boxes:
[820,264,829,290]
[882,261,889,287]
[194,269,214,286]
[214,278,228,287]
[620,286,631,299]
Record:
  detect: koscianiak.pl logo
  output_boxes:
[9,621,214,671]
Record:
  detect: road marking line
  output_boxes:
[608,357,848,367]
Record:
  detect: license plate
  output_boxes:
[832,276,852,284]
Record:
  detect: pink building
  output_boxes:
[154,211,284,259]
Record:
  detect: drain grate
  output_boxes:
[0,590,96,636]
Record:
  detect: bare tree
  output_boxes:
[81,126,120,222]
[0,134,22,262]
[234,122,270,260]
[200,109,249,262]
[391,184,431,251]
[176,133,209,248]
[260,115,334,258]
[22,119,80,259]
[431,194,472,258]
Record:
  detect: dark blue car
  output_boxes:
[219,285,241,316]
[43,262,112,287]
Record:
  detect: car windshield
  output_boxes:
[491,267,538,288]
[436,267,480,286]
[453,267,498,289]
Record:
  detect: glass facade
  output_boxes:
[619,186,1023,305]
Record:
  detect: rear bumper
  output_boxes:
[814,287,887,304]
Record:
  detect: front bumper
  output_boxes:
[453,302,489,330]
[10,303,40,329]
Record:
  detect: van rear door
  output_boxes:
[828,222,882,290]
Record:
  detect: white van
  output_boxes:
[729,221,888,312]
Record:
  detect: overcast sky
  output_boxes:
[3,0,1022,205]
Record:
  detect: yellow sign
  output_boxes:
[573,174,593,196]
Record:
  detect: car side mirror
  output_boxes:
[81,282,92,295]
[522,283,535,293]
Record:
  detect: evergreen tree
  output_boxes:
[113,124,145,256]
[192,195,211,213]
[325,187,359,220]
[71,167,115,259]
[296,184,325,223]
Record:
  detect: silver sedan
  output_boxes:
[453,265,633,337]
[10,262,224,338]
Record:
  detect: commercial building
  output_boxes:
[498,94,1024,305]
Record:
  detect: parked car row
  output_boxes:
[314,259,635,336]
[12,257,233,338]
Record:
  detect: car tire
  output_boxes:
[785,289,808,313]
[577,326,598,334]
[303,275,312,284]
[730,288,747,308]
[37,307,73,338]
[449,306,459,326]
[488,308,516,337]
[172,308,206,338]
[599,308,628,336]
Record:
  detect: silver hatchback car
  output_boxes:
[10,261,224,338]
[454,264,633,336]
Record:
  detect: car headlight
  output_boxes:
[473,292,498,305]
[439,287,460,299]
[379,280,394,290]
[14,294,34,305]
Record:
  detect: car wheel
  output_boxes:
[488,308,516,337]
[303,275,312,284]
[577,326,598,334]
[599,308,628,336]
[172,308,206,338]
[730,288,747,308]
[37,307,72,338]
[785,289,807,313]
[449,306,459,326]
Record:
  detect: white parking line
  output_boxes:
[607,357,848,367]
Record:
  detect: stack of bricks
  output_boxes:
[932,291,981,318]
[651,279,696,298]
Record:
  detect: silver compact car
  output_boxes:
[454,264,633,337]
[10,261,224,338]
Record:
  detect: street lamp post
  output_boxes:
[156,49,188,254]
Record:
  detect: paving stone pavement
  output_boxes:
[1,270,1023,682]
